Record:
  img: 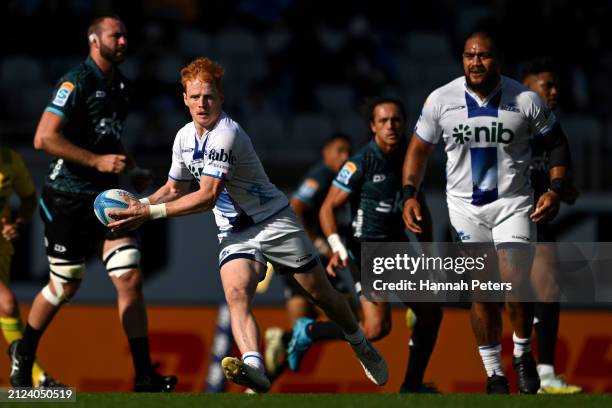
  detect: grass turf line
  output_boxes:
[2,393,611,408]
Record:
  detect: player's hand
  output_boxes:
[129,167,153,193]
[403,198,423,234]
[0,217,20,241]
[561,182,579,205]
[326,252,347,277]
[94,154,127,174]
[530,191,561,223]
[107,197,149,232]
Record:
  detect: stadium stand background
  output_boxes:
[1,0,611,303]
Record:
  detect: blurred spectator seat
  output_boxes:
[0,55,44,86]
[121,111,147,150]
[562,114,604,191]
[562,114,603,144]
[337,112,369,147]
[214,29,259,56]
[0,55,50,120]
[315,85,355,115]
[394,56,421,88]
[262,29,291,54]
[153,54,184,85]
[48,55,83,82]
[317,27,347,53]
[454,6,493,41]
[424,60,462,87]
[290,113,333,149]
[405,31,453,61]
[18,85,54,120]
[245,113,286,161]
[177,27,212,58]
[120,57,142,81]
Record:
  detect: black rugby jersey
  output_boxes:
[43,56,130,194]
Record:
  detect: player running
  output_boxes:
[107,57,388,393]
[7,15,176,391]
[0,147,64,387]
[265,133,352,376]
[521,58,581,393]
[288,99,443,393]
[402,32,571,394]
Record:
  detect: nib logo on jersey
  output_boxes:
[452,122,515,145]
[207,148,236,165]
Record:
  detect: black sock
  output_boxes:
[309,321,345,341]
[128,337,152,378]
[282,331,293,348]
[402,305,442,390]
[534,302,560,366]
[17,324,43,358]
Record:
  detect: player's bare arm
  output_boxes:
[290,197,317,242]
[108,174,224,231]
[291,196,332,259]
[402,135,435,233]
[319,184,351,276]
[33,111,127,174]
[415,191,434,242]
[142,178,192,205]
[1,189,37,241]
[530,125,571,222]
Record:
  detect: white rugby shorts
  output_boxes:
[218,207,320,273]
[447,194,536,245]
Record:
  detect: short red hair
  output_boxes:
[180,57,224,94]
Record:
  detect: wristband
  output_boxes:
[402,184,418,202]
[139,197,151,205]
[149,204,167,219]
[327,233,348,261]
[549,178,566,195]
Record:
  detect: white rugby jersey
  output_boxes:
[168,112,289,235]
[415,75,557,206]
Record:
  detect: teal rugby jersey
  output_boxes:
[43,56,130,194]
[292,162,335,232]
[333,140,406,240]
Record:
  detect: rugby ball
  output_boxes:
[93,189,137,226]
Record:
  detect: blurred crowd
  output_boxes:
[1,0,610,190]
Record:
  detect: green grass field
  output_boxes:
[3,393,611,408]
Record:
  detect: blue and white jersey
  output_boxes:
[168,112,289,236]
[415,75,557,206]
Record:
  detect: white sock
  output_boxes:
[344,327,365,346]
[512,332,532,358]
[537,364,555,377]
[242,351,264,374]
[478,344,504,377]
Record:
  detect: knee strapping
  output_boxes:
[42,256,85,306]
[103,244,141,278]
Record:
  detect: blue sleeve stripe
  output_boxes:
[45,107,65,119]
[203,172,226,180]
[414,130,437,145]
[39,198,53,221]
[168,174,192,182]
[533,122,559,139]
[332,180,352,193]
